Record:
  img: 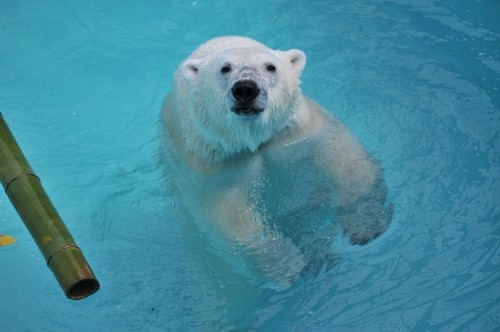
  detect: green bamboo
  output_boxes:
[0,112,99,300]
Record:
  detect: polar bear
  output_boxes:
[161,36,392,287]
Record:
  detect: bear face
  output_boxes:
[176,40,307,155]
[185,48,278,117]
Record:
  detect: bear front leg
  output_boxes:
[336,178,393,245]
[317,118,392,245]
[211,188,306,287]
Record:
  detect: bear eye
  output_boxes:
[221,65,231,74]
[266,64,276,73]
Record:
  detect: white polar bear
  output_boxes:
[162,36,392,287]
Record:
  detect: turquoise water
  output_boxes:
[1,0,499,330]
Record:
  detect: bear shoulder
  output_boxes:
[261,96,327,150]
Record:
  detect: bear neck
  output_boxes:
[166,94,312,168]
[181,112,296,166]
[190,98,313,165]
[188,120,273,164]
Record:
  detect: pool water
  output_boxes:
[1,0,499,331]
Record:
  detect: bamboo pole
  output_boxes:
[0,112,99,300]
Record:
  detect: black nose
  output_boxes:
[231,80,260,102]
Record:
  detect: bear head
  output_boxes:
[174,36,307,155]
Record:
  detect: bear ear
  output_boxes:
[181,59,201,84]
[284,49,306,77]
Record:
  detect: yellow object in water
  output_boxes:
[0,234,16,246]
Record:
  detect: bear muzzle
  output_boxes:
[230,80,266,116]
